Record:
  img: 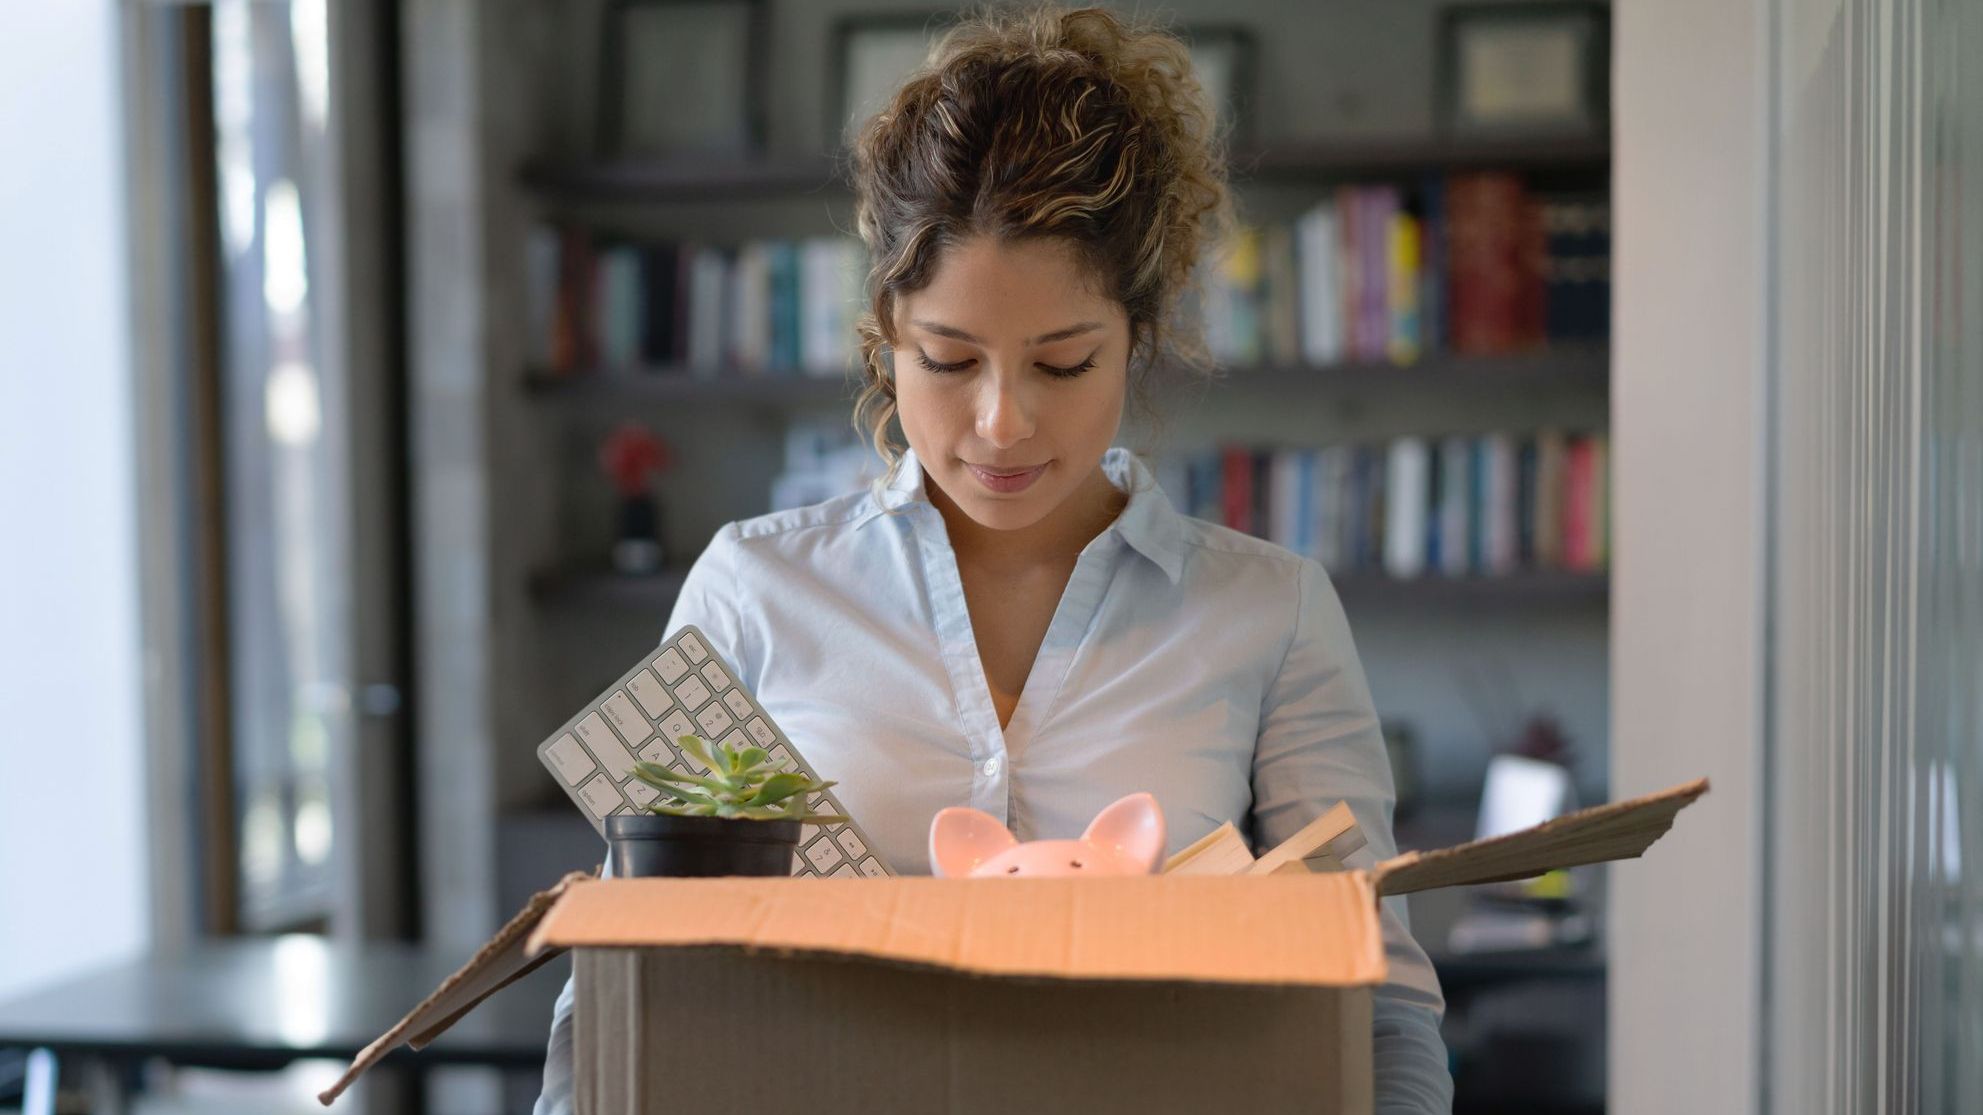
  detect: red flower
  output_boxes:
[599,422,675,496]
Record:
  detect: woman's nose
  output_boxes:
[975,373,1036,449]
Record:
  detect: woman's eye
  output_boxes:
[913,353,1098,379]
[915,353,971,374]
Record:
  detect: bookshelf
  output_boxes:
[518,138,1613,610]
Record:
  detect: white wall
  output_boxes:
[1610,0,1768,1110]
[0,2,148,997]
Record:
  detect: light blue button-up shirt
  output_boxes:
[534,445,1452,1113]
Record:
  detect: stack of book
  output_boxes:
[525,226,867,380]
[1195,174,1611,368]
[1162,432,1611,579]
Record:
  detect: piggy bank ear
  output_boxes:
[929,807,1017,877]
[1081,792,1167,874]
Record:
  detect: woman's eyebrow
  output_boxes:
[911,320,1105,346]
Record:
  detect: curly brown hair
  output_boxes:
[846,1,1237,489]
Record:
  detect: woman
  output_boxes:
[535,4,1451,1111]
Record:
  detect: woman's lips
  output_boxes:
[967,462,1047,493]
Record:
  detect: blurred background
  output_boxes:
[0,0,1977,1113]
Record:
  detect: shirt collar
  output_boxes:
[853,446,1186,584]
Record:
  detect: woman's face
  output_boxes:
[889,235,1129,534]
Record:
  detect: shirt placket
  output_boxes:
[912,508,1123,828]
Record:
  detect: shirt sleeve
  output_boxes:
[534,524,750,1113]
[1252,557,1454,1115]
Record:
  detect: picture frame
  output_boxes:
[596,0,770,160]
[827,13,961,153]
[1436,2,1610,138]
[1177,24,1258,149]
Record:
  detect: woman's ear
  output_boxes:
[1080,792,1167,874]
[928,807,1017,877]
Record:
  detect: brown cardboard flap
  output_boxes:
[1373,778,1710,897]
[527,874,1389,988]
[316,868,598,1107]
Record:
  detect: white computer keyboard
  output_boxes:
[534,624,893,878]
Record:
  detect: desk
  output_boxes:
[0,935,566,1115]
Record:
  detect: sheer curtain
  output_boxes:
[1768,0,1981,1109]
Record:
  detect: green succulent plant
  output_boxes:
[632,733,848,823]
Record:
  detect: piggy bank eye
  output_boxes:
[1070,859,1084,869]
[1005,865,1020,874]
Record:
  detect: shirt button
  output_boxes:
[982,756,1002,777]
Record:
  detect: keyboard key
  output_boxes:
[544,733,594,786]
[694,702,735,739]
[602,691,653,748]
[721,688,754,720]
[657,708,696,747]
[857,856,888,877]
[575,712,636,781]
[638,739,674,766]
[835,828,868,859]
[802,837,845,873]
[576,774,623,819]
[745,717,776,746]
[768,744,796,771]
[720,728,751,756]
[672,674,712,712]
[698,660,731,691]
[679,632,710,662]
[625,669,674,718]
[651,648,690,683]
[625,780,658,808]
[830,862,860,879]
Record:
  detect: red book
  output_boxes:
[1563,436,1595,570]
[1446,172,1528,355]
[1222,446,1254,534]
[1517,198,1549,347]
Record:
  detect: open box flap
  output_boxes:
[1373,777,1710,897]
[316,868,599,1107]
[525,873,1390,989]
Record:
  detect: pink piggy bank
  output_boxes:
[928,792,1166,877]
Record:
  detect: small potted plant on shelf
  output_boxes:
[607,732,848,878]
[598,421,675,575]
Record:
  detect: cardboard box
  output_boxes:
[321,778,1707,1114]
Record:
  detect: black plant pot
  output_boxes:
[606,812,800,878]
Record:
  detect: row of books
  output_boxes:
[1195,174,1611,368]
[1161,432,1611,578]
[525,226,867,379]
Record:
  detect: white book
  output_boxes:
[523,224,561,369]
[1296,201,1342,366]
[687,247,728,375]
[729,242,771,375]
[1438,436,1473,577]
[799,238,859,378]
[1383,437,1429,579]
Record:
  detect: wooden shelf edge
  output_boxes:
[516,137,1609,204]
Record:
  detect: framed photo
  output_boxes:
[1178,25,1257,148]
[596,0,770,159]
[1437,3,1609,137]
[828,13,960,153]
